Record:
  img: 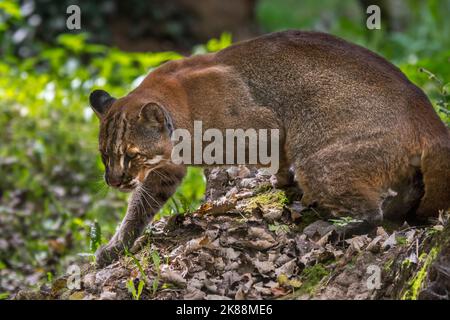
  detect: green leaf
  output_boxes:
[137,280,145,299]
[126,279,137,299]
[57,33,88,54]
[89,220,102,253]
[151,250,161,269]
[0,292,10,300]
[0,1,22,19]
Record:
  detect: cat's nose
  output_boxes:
[106,174,122,187]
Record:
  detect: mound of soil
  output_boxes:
[14,166,450,300]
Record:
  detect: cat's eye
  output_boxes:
[126,149,138,159]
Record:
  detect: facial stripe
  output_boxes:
[114,114,122,155]
[101,115,112,151]
[105,112,126,162]
[145,155,163,165]
[109,113,120,155]
[101,111,134,173]
[124,152,131,169]
[105,114,116,156]
[115,114,127,154]
[120,154,125,169]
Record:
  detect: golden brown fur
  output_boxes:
[90,30,450,266]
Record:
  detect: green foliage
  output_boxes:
[156,167,206,219]
[268,221,290,234]
[0,0,199,58]
[126,279,144,300]
[258,0,450,127]
[245,190,288,212]
[1,0,449,296]
[196,32,233,54]
[125,250,148,300]
[89,220,102,253]
[418,68,450,125]
[150,250,161,296]
[0,292,10,300]
[402,247,439,300]
[329,216,363,227]
[257,0,363,36]
[277,273,302,289]
[396,236,408,246]
[0,26,230,291]
[298,264,330,295]
[46,272,53,283]
[0,1,21,19]
[258,0,450,59]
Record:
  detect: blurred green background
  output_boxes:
[0,0,449,297]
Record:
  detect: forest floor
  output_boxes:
[14,166,450,300]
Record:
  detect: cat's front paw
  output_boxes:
[270,171,295,189]
[95,242,125,268]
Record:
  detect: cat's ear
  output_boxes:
[89,90,116,117]
[138,103,173,137]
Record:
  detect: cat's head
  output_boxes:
[89,89,174,191]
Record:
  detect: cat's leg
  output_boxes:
[270,165,295,189]
[270,150,295,189]
[95,164,186,267]
[293,143,388,226]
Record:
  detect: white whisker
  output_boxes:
[138,185,154,210]
[140,184,162,208]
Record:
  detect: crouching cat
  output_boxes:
[89,30,450,267]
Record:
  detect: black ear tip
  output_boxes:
[89,90,115,115]
[89,89,110,106]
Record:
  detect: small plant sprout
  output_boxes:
[419,67,450,124]
[329,216,363,227]
[125,250,148,300]
[127,279,144,300]
[89,220,102,253]
[151,250,161,296]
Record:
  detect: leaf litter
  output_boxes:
[14,165,450,300]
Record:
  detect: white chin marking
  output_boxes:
[131,178,140,188]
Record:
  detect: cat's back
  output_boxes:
[217,30,409,84]
[215,31,443,135]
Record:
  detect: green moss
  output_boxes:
[278,264,330,299]
[396,236,407,246]
[425,227,442,237]
[401,258,412,269]
[298,264,330,295]
[401,247,439,300]
[277,274,302,288]
[383,259,394,272]
[245,190,288,212]
[253,182,273,194]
